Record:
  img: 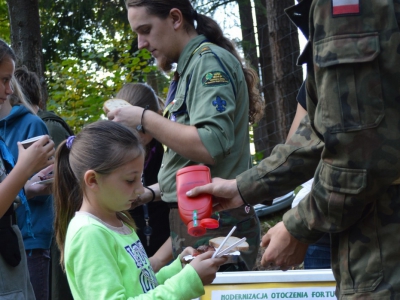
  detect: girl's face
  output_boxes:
[96,152,145,213]
[0,57,14,107]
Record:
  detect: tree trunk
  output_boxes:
[253,0,275,158]
[7,0,48,106]
[254,0,302,157]
[237,0,259,71]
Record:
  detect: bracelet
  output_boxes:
[237,184,251,207]
[144,186,155,203]
[136,105,150,134]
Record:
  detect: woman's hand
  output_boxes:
[130,184,160,209]
[107,106,144,130]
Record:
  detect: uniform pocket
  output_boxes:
[314,33,384,133]
[319,162,366,225]
[318,162,383,294]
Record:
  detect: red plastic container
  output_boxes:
[176,165,219,236]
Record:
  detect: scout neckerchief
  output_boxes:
[164,71,180,108]
[162,40,214,121]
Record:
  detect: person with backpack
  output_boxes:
[14,66,74,148]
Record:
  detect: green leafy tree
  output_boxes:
[0,0,9,42]
[39,0,170,132]
[46,36,162,133]
[1,0,169,133]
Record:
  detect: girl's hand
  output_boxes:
[17,135,55,175]
[189,251,228,285]
[179,246,196,260]
[25,165,54,199]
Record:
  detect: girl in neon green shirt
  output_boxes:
[53,120,226,299]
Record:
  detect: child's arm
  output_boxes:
[67,222,226,300]
[0,136,54,217]
[149,237,174,272]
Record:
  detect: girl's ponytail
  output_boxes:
[53,140,82,268]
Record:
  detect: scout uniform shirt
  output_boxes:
[159,34,260,271]
[158,34,250,202]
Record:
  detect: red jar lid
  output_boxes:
[200,218,219,229]
[187,221,206,237]
[176,165,210,176]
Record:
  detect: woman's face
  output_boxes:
[128,6,179,72]
[0,57,15,107]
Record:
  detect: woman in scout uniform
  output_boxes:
[108,0,264,271]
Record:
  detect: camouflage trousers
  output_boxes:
[169,205,260,271]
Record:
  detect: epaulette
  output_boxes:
[199,46,211,54]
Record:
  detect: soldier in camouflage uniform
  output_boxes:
[189,0,400,298]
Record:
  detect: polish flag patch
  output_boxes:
[332,0,360,16]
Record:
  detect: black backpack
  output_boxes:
[38,110,74,136]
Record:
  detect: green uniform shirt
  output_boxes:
[158,35,260,271]
[158,35,251,202]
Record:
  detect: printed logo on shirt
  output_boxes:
[202,71,230,87]
[212,96,227,113]
[332,0,360,17]
[125,240,158,292]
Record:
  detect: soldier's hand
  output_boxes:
[260,221,309,271]
[186,178,245,212]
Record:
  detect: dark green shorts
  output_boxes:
[169,205,260,271]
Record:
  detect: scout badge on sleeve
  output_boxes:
[202,71,230,87]
[212,96,227,113]
[332,0,360,16]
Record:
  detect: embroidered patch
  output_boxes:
[332,0,360,16]
[202,71,230,87]
[212,96,227,113]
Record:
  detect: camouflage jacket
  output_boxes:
[238,0,400,298]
